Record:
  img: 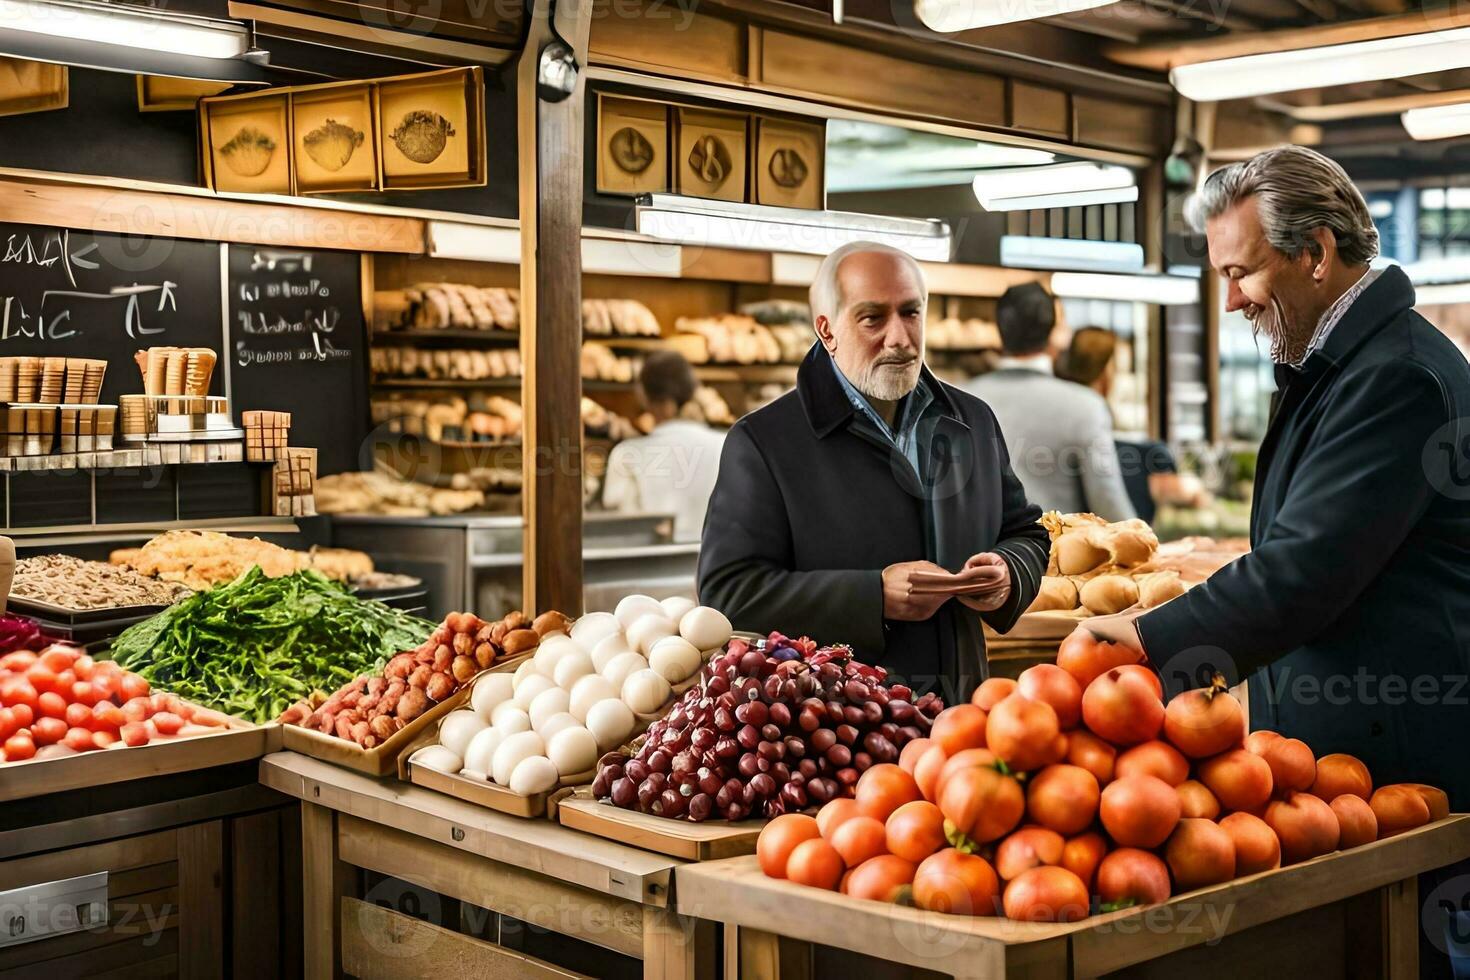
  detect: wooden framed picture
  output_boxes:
[753,116,825,211]
[200,91,292,195]
[292,82,377,194]
[674,106,747,204]
[136,76,232,112]
[0,58,67,118]
[596,94,668,197]
[376,66,485,190]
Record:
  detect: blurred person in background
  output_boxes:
[1056,326,1210,523]
[602,350,725,543]
[967,282,1136,521]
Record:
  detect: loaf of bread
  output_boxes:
[1079,574,1140,615]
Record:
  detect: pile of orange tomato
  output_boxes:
[756,632,1449,921]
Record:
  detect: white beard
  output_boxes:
[1249,296,1311,366]
[852,358,921,402]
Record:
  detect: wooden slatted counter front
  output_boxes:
[258,751,716,980]
[675,815,1470,980]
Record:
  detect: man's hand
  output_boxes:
[882,560,951,621]
[956,552,1012,612]
[1076,610,1148,655]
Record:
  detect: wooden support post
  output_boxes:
[302,802,350,980]
[519,0,593,618]
[177,819,225,980]
[641,907,714,980]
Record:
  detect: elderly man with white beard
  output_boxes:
[697,241,1050,699]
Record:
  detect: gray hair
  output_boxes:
[1185,145,1379,266]
[809,241,928,325]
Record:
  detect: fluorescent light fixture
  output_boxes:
[635,194,952,262]
[0,0,250,59]
[913,0,1119,33]
[427,222,520,264]
[1000,236,1144,273]
[973,162,1136,212]
[1171,26,1470,102]
[1403,102,1470,141]
[1051,272,1199,305]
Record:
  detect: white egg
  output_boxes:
[590,632,632,672]
[601,651,648,691]
[463,726,505,776]
[411,744,462,774]
[648,636,703,684]
[680,607,732,651]
[552,649,595,690]
[585,698,636,751]
[627,614,678,656]
[470,673,515,722]
[660,596,698,623]
[537,711,580,742]
[622,668,673,715]
[437,710,487,758]
[514,673,556,709]
[534,635,580,678]
[513,657,540,688]
[491,730,545,786]
[570,612,621,650]
[547,726,599,777]
[490,703,531,734]
[509,754,560,795]
[528,686,571,731]
[615,594,665,629]
[569,674,618,722]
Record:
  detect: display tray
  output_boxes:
[405,760,591,820]
[6,594,173,624]
[280,652,529,777]
[557,794,765,861]
[0,710,273,803]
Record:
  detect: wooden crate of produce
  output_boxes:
[557,795,764,861]
[0,712,272,804]
[676,815,1470,980]
[405,761,587,820]
[281,652,529,777]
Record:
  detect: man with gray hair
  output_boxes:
[698,241,1049,696]
[1081,145,1470,814]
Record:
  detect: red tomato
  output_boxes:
[0,708,15,741]
[91,702,125,732]
[91,730,118,749]
[10,703,33,729]
[119,674,150,703]
[24,663,59,695]
[72,655,96,680]
[31,717,66,746]
[89,671,119,704]
[63,727,96,752]
[0,676,37,710]
[65,702,92,730]
[53,670,77,693]
[786,838,845,890]
[757,814,821,879]
[120,722,151,747]
[4,732,36,761]
[829,816,889,869]
[152,711,184,736]
[37,692,68,719]
[0,651,37,673]
[121,697,152,724]
[69,682,97,707]
[38,647,79,673]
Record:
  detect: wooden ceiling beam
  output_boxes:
[1261,87,1470,122]
[1106,6,1470,72]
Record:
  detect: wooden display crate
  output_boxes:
[676,816,1470,980]
[557,794,764,861]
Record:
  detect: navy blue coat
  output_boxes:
[697,344,1050,702]
[1140,266,1470,806]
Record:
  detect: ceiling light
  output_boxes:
[1051,272,1199,305]
[0,0,250,59]
[1000,236,1144,273]
[1403,102,1470,141]
[978,186,1138,212]
[1171,26,1470,102]
[635,194,952,262]
[973,162,1135,211]
[913,0,1120,34]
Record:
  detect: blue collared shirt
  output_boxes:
[830,356,938,479]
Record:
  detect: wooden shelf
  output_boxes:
[694,365,799,385]
[372,330,520,346]
[372,378,637,391]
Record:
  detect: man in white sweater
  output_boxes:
[966,282,1136,521]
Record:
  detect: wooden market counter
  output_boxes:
[676,816,1470,980]
[258,750,715,980]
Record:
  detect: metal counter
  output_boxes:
[330,512,699,618]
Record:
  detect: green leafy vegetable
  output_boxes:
[107,567,434,724]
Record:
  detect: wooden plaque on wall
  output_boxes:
[752,116,824,211]
[596,94,669,196]
[674,106,748,203]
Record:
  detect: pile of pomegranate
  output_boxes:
[758,631,1450,921]
[592,633,944,821]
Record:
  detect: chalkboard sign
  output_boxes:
[0,222,225,403]
[226,244,368,475]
